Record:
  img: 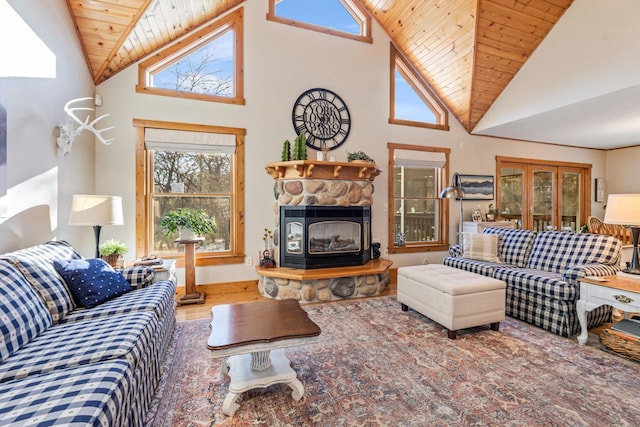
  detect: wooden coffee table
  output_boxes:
[207,299,321,417]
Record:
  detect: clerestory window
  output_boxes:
[134,119,245,266]
[136,8,244,105]
[390,44,449,130]
[267,0,372,43]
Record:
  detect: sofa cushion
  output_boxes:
[0,359,132,427]
[442,256,502,277]
[0,260,52,362]
[0,311,157,383]
[482,227,537,268]
[118,265,155,290]
[493,267,576,301]
[1,241,81,323]
[462,233,501,263]
[54,258,131,309]
[526,231,621,273]
[59,280,176,324]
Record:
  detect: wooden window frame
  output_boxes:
[496,156,591,232]
[266,0,372,44]
[389,44,449,131]
[387,143,451,254]
[133,119,246,267]
[136,8,245,105]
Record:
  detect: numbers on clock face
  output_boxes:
[292,88,351,150]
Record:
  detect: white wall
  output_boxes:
[94,1,609,284]
[0,0,96,254]
[605,147,640,195]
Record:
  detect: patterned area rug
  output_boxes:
[145,297,640,426]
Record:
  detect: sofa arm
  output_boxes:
[563,263,621,286]
[119,266,155,290]
[449,244,463,257]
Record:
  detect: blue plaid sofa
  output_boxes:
[0,241,176,426]
[444,228,621,337]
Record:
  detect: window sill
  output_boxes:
[388,244,450,254]
[165,254,245,268]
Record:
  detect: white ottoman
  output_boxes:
[397,264,506,339]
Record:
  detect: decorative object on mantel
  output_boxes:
[56,97,114,156]
[604,194,640,277]
[347,150,375,164]
[265,160,381,182]
[292,88,351,151]
[98,238,127,268]
[160,208,217,241]
[281,140,291,161]
[291,133,308,160]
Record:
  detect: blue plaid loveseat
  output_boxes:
[0,241,176,426]
[444,228,621,337]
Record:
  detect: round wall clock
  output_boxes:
[292,88,351,150]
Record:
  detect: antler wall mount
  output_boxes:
[55,97,115,155]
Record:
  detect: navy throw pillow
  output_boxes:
[54,258,131,308]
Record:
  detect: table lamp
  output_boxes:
[603,193,640,275]
[68,195,124,257]
[440,172,465,244]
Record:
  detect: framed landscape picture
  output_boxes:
[458,174,494,200]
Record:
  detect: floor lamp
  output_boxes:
[68,195,124,258]
[440,172,465,244]
[603,194,640,275]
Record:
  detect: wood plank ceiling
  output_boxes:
[66,0,572,133]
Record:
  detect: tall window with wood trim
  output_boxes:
[390,44,449,130]
[134,120,245,266]
[497,157,591,232]
[388,143,451,253]
[267,0,372,43]
[136,8,244,105]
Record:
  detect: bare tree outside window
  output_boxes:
[151,30,235,97]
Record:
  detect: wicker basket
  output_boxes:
[599,329,640,361]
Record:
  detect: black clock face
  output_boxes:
[292,88,351,150]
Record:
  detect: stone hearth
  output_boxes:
[257,259,392,302]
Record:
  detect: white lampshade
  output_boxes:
[68,195,123,226]
[603,194,640,227]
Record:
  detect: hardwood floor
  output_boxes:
[174,280,397,322]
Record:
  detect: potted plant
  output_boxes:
[347,151,375,164]
[99,238,128,268]
[160,208,218,241]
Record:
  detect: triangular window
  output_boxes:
[137,9,244,105]
[267,0,371,43]
[390,45,448,130]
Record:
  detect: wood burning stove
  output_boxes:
[279,205,371,269]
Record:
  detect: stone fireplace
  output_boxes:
[256,160,391,303]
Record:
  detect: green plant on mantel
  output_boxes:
[347,151,375,164]
[98,239,128,256]
[160,208,218,238]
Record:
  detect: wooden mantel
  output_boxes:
[265,160,382,181]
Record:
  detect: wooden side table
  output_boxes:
[577,274,640,344]
[175,238,205,305]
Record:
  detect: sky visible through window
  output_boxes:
[276,0,360,34]
[395,71,437,123]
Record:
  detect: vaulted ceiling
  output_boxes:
[66,1,640,150]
